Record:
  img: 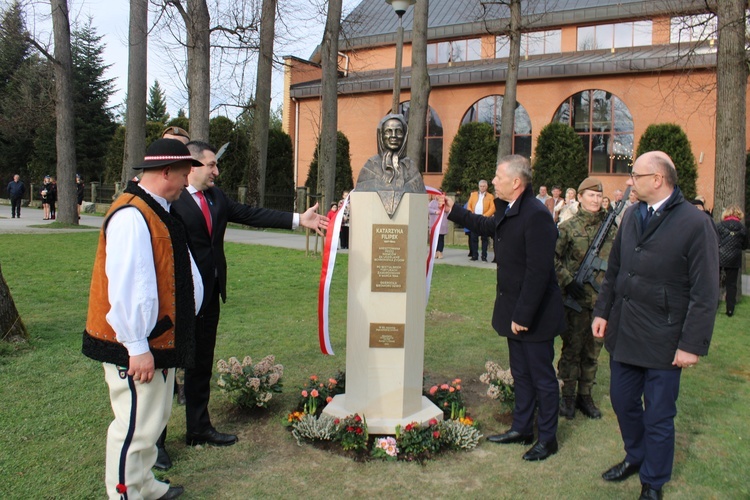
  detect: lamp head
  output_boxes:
[386,0,416,17]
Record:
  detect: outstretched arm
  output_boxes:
[300,202,329,236]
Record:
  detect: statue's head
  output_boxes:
[377,114,408,157]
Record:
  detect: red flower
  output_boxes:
[334,418,340,425]
[353,415,362,423]
[355,427,363,434]
[429,418,438,426]
[433,431,440,439]
[116,484,127,494]
[405,424,413,432]
[347,426,354,432]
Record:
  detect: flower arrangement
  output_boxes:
[396,419,442,461]
[334,414,368,451]
[371,436,399,460]
[425,378,464,419]
[291,414,338,445]
[292,371,345,417]
[479,360,515,410]
[215,355,283,409]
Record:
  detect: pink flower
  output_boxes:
[433,431,440,439]
[311,389,319,398]
[301,390,308,397]
[449,387,455,393]
[405,424,413,432]
[429,418,438,426]
[453,378,462,384]
[429,386,438,395]
[310,375,318,381]
[440,384,449,390]
[326,396,333,403]
[329,378,337,385]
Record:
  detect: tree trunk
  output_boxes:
[713,0,747,217]
[187,0,210,141]
[50,0,77,224]
[497,0,521,161]
[0,264,28,342]
[253,0,276,208]
[122,0,148,185]
[319,0,342,211]
[406,0,430,174]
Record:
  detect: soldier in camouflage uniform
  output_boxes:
[555,177,616,420]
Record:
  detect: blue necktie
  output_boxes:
[642,206,654,231]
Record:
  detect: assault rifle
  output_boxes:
[563,186,631,312]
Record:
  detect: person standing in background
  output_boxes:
[466,180,495,261]
[716,205,748,317]
[7,174,24,218]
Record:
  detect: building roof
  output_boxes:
[291,44,717,99]
[338,0,707,49]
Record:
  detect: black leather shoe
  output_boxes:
[470,257,478,261]
[481,257,487,262]
[153,445,173,471]
[576,394,602,419]
[157,485,184,499]
[487,430,534,445]
[639,483,663,500]
[522,439,558,461]
[602,460,640,482]
[186,427,238,446]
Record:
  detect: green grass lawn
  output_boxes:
[1,232,748,499]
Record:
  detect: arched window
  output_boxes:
[460,95,532,158]
[553,90,633,173]
[394,102,444,173]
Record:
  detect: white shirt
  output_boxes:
[474,192,486,215]
[105,186,204,356]
[649,193,672,213]
[186,185,301,229]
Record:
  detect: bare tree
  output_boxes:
[713,0,747,215]
[318,0,342,210]
[406,0,430,173]
[252,0,276,207]
[497,0,520,159]
[122,0,148,184]
[49,0,76,224]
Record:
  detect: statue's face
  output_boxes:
[382,119,405,152]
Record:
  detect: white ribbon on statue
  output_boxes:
[317,186,445,355]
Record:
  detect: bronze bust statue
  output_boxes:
[356,114,425,217]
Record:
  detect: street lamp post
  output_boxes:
[386,0,416,114]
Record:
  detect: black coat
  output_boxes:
[171,187,293,309]
[716,219,748,269]
[593,187,719,369]
[448,184,565,341]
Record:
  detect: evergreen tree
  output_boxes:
[0,2,29,92]
[635,123,698,201]
[71,19,117,182]
[305,131,354,199]
[265,128,294,210]
[146,80,170,123]
[441,122,498,201]
[531,122,587,193]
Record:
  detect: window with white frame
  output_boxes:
[426,38,482,64]
[670,14,718,43]
[577,21,652,51]
[496,30,561,58]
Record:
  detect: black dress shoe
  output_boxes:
[602,460,640,482]
[487,430,534,444]
[481,257,487,262]
[470,257,478,261]
[157,485,184,499]
[186,427,238,446]
[639,483,663,500]
[522,439,558,461]
[153,445,173,471]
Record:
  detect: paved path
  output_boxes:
[0,203,494,269]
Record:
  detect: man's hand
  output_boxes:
[592,317,607,338]
[511,321,528,335]
[300,202,329,236]
[438,195,454,213]
[128,352,155,383]
[672,349,699,369]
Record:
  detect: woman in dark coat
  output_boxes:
[716,205,748,316]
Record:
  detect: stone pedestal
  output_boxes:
[322,192,442,434]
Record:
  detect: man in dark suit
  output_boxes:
[442,154,565,461]
[166,141,327,456]
[592,151,719,500]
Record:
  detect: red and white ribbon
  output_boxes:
[317,187,444,355]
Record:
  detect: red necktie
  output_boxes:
[196,191,212,236]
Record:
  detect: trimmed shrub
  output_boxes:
[305,131,354,200]
[441,122,498,201]
[531,122,587,193]
[636,123,697,200]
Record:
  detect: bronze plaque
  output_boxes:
[372,224,408,292]
[369,323,405,348]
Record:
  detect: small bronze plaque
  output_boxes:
[369,323,405,348]
[372,224,408,292]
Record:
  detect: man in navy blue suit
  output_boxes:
[592,151,719,500]
[442,154,565,461]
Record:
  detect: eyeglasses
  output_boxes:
[629,172,659,181]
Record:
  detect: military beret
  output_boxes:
[577,176,603,194]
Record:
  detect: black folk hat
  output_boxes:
[136,138,202,170]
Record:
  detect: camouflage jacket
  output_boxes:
[555,207,616,310]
